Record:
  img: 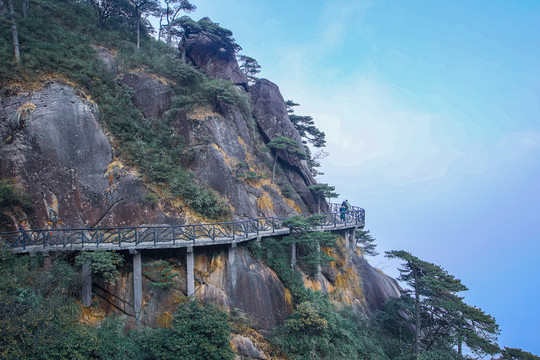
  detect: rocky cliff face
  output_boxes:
[0,23,400,353]
[0,83,180,230]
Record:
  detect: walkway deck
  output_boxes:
[1,203,365,254]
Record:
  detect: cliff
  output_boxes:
[0,11,400,359]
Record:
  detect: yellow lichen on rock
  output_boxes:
[157,311,173,328]
[188,105,220,121]
[211,143,236,169]
[78,301,106,326]
[331,266,364,305]
[302,273,322,292]
[284,288,293,307]
[257,191,274,213]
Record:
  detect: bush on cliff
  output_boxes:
[139,300,234,360]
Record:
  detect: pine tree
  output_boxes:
[265,136,306,184]
[355,229,378,256]
[307,183,338,213]
[385,250,500,358]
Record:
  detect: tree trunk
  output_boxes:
[180,34,186,61]
[166,23,172,45]
[136,16,140,49]
[290,239,296,268]
[158,14,163,42]
[413,269,421,357]
[271,153,278,184]
[22,0,27,17]
[7,0,20,63]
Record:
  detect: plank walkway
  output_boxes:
[1,203,365,254]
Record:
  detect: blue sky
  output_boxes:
[186,0,540,354]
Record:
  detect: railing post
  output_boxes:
[232,223,235,241]
[212,224,215,241]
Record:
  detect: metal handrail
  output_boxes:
[0,202,365,252]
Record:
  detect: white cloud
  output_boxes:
[283,74,467,187]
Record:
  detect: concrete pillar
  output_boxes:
[291,240,297,268]
[228,242,237,265]
[43,251,51,270]
[81,264,92,307]
[186,246,195,297]
[29,252,37,269]
[350,228,357,250]
[316,241,322,282]
[132,251,142,324]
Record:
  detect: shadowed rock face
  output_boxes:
[117,72,172,119]
[0,83,179,229]
[226,247,292,332]
[352,253,401,311]
[250,78,320,212]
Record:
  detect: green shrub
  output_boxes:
[140,300,234,360]
[272,298,387,360]
[143,260,178,289]
[75,250,124,285]
[0,179,33,216]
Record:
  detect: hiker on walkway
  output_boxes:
[18,221,30,245]
[339,201,347,221]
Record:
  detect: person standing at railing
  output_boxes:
[18,221,30,245]
[340,201,347,221]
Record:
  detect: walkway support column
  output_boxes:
[43,251,51,270]
[132,250,142,325]
[186,246,195,297]
[81,264,92,307]
[316,240,322,282]
[228,242,237,265]
[351,227,358,250]
[291,240,297,268]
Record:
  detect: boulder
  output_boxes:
[91,45,117,74]
[352,253,401,311]
[117,72,172,119]
[225,248,292,333]
[180,18,248,86]
[232,335,266,360]
[0,83,178,229]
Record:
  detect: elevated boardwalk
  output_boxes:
[1,203,365,254]
[0,203,365,317]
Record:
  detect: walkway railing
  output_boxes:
[0,203,364,253]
